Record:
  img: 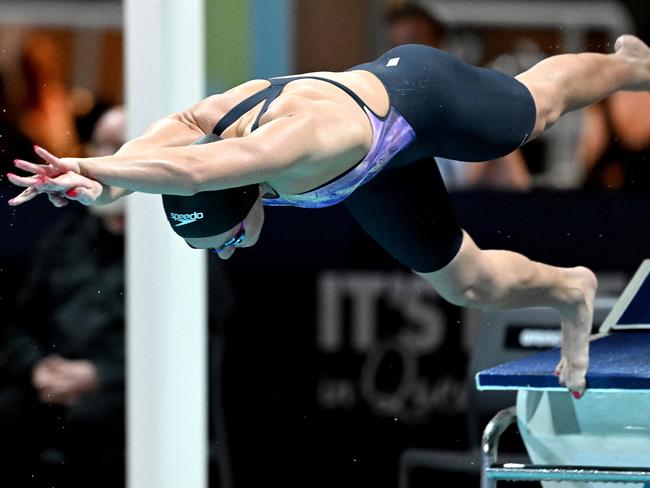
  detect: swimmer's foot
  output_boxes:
[614,34,650,91]
[554,266,598,397]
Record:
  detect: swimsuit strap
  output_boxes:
[212,84,281,135]
[269,75,369,111]
[250,84,284,131]
[213,74,371,135]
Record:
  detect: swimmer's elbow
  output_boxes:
[183,168,206,195]
[194,143,284,193]
[156,158,204,196]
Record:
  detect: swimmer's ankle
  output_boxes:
[554,266,598,317]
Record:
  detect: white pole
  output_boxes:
[125,0,207,487]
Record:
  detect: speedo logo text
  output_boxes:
[170,211,204,226]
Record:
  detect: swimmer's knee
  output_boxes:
[419,270,497,308]
[516,77,566,140]
[439,284,484,308]
[415,231,499,307]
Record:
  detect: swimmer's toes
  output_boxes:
[554,357,567,377]
[615,35,649,56]
[564,363,588,395]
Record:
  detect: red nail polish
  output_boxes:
[572,391,582,399]
[66,189,77,198]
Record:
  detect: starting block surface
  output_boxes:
[476,331,650,391]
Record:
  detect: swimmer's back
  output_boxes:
[177,71,391,194]
[186,71,389,138]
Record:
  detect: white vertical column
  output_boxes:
[125,1,206,487]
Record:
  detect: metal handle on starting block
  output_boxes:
[481,406,650,487]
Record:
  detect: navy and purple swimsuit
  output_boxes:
[212,44,536,272]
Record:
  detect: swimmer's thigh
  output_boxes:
[344,157,463,272]
[359,45,537,162]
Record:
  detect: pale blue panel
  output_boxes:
[250,0,294,79]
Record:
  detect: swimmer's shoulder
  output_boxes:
[276,70,389,117]
[180,71,388,135]
[184,79,272,135]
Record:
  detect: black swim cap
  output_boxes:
[161,134,259,238]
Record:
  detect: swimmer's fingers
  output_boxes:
[9,187,69,208]
[33,145,81,175]
[6,172,41,188]
[13,147,81,179]
[33,173,78,193]
[8,186,40,206]
[13,158,49,176]
[70,186,102,206]
[6,171,45,207]
[35,172,103,206]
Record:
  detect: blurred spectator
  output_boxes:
[1,104,235,487]
[580,91,650,191]
[386,2,446,48]
[385,3,532,191]
[17,32,82,156]
[87,105,126,158]
[0,106,127,488]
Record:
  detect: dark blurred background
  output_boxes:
[1,1,650,487]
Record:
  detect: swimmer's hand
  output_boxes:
[7,145,103,207]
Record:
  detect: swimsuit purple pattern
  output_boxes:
[262,106,416,208]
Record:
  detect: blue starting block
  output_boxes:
[476,260,650,488]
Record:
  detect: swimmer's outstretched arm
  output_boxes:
[85,106,232,203]
[81,113,314,193]
[9,113,317,205]
[78,114,214,204]
[8,107,209,206]
[113,112,206,156]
